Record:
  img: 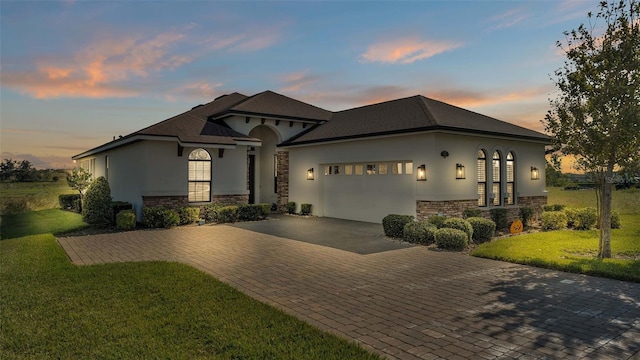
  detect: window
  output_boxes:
[333,165,341,175]
[345,165,353,175]
[405,162,413,175]
[506,152,515,205]
[366,164,376,175]
[392,162,403,174]
[477,150,487,207]
[378,163,388,175]
[105,155,109,181]
[492,151,501,206]
[274,154,278,193]
[355,164,364,175]
[188,148,211,202]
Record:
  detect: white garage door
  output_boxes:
[321,162,416,223]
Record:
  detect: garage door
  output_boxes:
[322,162,416,223]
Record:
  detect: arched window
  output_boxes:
[477,150,487,207]
[188,148,211,202]
[492,151,501,206]
[506,152,515,205]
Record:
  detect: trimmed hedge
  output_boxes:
[142,206,179,228]
[59,194,81,213]
[218,206,238,223]
[403,221,437,245]
[434,228,468,251]
[382,214,415,238]
[462,208,482,219]
[489,208,508,230]
[116,210,136,230]
[441,218,473,242]
[203,203,224,222]
[519,207,534,227]
[466,217,496,243]
[111,201,133,225]
[176,206,200,225]
[301,203,312,215]
[543,204,566,212]
[541,211,567,231]
[237,204,270,221]
[427,215,447,228]
[286,202,296,214]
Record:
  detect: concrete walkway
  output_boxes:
[58,225,640,359]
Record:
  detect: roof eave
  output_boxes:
[212,110,329,123]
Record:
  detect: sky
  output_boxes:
[1,0,598,171]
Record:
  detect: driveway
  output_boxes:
[58,222,640,360]
[230,214,413,254]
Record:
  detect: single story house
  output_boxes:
[72,90,549,224]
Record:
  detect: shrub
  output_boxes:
[434,228,468,251]
[441,218,473,242]
[176,206,200,225]
[382,214,415,238]
[218,206,238,223]
[59,194,81,212]
[564,208,578,228]
[543,204,566,212]
[162,210,180,228]
[573,207,597,230]
[116,210,136,230]
[301,203,312,215]
[111,201,133,224]
[259,203,272,219]
[541,211,567,231]
[462,208,482,219]
[82,176,113,227]
[237,204,270,221]
[143,206,167,228]
[203,203,224,222]
[489,208,508,230]
[1,198,30,214]
[519,207,534,227]
[402,221,437,245]
[286,202,296,214]
[611,211,621,229]
[467,217,496,243]
[427,215,447,228]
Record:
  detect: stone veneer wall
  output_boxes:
[416,199,478,221]
[142,195,188,209]
[276,151,289,212]
[416,195,547,223]
[211,194,249,205]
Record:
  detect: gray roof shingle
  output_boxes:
[283,95,549,145]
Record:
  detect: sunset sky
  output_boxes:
[1,1,597,171]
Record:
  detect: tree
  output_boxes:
[0,159,17,181]
[82,176,113,227]
[66,167,93,199]
[544,0,640,258]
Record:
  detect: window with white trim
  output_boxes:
[188,148,211,202]
[477,150,487,207]
[506,152,515,205]
[492,150,501,206]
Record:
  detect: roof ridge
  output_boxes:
[333,94,422,114]
[415,95,438,126]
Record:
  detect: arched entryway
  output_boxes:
[248,126,280,205]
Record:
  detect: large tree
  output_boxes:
[544,0,640,258]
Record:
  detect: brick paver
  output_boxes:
[58,225,640,359]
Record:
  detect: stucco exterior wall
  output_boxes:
[285,132,547,223]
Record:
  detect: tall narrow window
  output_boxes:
[506,152,515,205]
[105,155,109,181]
[274,154,278,194]
[188,148,211,202]
[477,150,487,207]
[492,151,501,206]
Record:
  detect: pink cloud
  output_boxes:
[487,8,528,31]
[1,31,190,99]
[198,25,283,53]
[361,38,462,64]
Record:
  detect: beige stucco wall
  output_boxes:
[285,132,547,223]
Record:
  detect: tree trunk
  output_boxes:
[598,170,613,259]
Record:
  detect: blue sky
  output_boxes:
[1,0,596,169]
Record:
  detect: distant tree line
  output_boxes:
[0,158,62,182]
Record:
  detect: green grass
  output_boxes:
[473,188,640,282]
[0,178,76,214]
[0,234,381,359]
[1,209,88,240]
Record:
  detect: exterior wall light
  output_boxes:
[531,166,540,180]
[440,150,449,158]
[307,168,314,180]
[417,164,426,181]
[456,163,465,179]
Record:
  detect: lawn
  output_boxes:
[0,209,88,239]
[473,187,640,282]
[0,177,76,214]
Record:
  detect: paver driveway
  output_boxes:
[58,224,640,360]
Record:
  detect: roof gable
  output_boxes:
[215,90,332,122]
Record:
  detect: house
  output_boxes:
[72,90,549,224]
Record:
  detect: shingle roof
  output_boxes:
[283,95,549,145]
[213,90,332,122]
